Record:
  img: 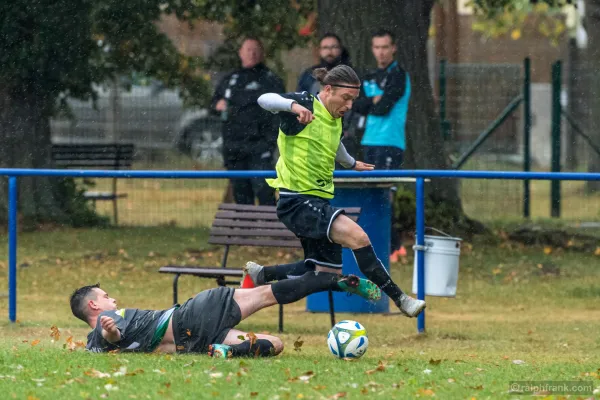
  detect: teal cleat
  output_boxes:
[208,344,232,359]
[337,274,381,301]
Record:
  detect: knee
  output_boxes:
[351,229,370,249]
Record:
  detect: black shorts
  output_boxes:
[172,287,241,353]
[277,192,345,269]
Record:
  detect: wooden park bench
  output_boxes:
[51,143,134,225]
[159,203,362,332]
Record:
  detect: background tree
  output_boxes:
[0,0,313,226]
[318,0,485,235]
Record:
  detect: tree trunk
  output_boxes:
[318,0,478,233]
[585,0,600,193]
[0,89,69,226]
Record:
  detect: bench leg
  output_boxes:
[328,289,336,327]
[278,304,284,333]
[173,273,181,305]
[113,198,119,225]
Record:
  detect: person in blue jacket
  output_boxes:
[353,29,411,262]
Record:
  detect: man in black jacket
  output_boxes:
[296,33,351,95]
[211,37,285,205]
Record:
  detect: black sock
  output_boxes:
[263,261,310,282]
[271,271,341,304]
[230,339,275,357]
[352,245,404,302]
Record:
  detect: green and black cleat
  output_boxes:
[337,274,381,301]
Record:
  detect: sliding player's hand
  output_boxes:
[101,316,118,335]
[353,161,375,171]
[291,103,315,124]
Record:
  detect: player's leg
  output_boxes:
[329,214,426,317]
[208,328,283,358]
[241,260,310,286]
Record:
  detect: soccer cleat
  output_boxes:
[240,261,265,288]
[396,293,426,318]
[337,275,381,301]
[208,344,232,359]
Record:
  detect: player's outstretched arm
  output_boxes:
[100,316,122,343]
[353,161,375,171]
[258,93,314,124]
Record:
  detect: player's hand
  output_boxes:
[353,161,375,171]
[372,95,382,104]
[291,103,315,124]
[100,316,118,334]
[215,99,227,112]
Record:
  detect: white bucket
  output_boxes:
[412,229,462,297]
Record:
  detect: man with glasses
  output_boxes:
[296,33,351,95]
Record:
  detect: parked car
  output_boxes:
[50,79,223,165]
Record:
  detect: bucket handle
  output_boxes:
[413,227,454,251]
[425,226,454,238]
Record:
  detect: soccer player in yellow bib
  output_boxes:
[253,65,425,317]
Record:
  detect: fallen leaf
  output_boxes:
[544,246,552,255]
[470,385,483,390]
[447,378,456,383]
[366,361,386,374]
[595,247,600,256]
[329,393,346,399]
[294,337,304,352]
[31,340,40,347]
[423,369,432,374]
[429,358,442,365]
[512,359,526,365]
[417,388,435,396]
[250,392,258,397]
[84,369,111,378]
[50,326,60,341]
[361,387,369,395]
[313,385,326,390]
[246,332,257,347]
[209,372,223,379]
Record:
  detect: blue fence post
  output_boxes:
[416,177,426,333]
[8,177,18,323]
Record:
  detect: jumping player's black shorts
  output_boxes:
[172,287,241,353]
[277,192,345,269]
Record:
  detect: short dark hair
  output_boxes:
[240,36,264,52]
[372,29,396,44]
[319,32,342,46]
[312,64,360,88]
[70,283,100,323]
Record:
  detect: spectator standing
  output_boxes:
[353,30,411,262]
[296,33,351,95]
[211,37,285,205]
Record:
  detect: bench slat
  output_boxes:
[212,219,289,229]
[210,227,297,238]
[159,266,244,277]
[218,204,277,213]
[215,211,280,221]
[209,237,302,248]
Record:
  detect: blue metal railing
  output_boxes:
[3,169,600,334]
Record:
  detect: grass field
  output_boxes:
[0,225,599,399]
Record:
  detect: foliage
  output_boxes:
[468,0,573,45]
[198,0,316,79]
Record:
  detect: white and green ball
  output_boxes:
[327,320,368,359]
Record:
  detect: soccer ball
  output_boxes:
[327,320,368,359]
